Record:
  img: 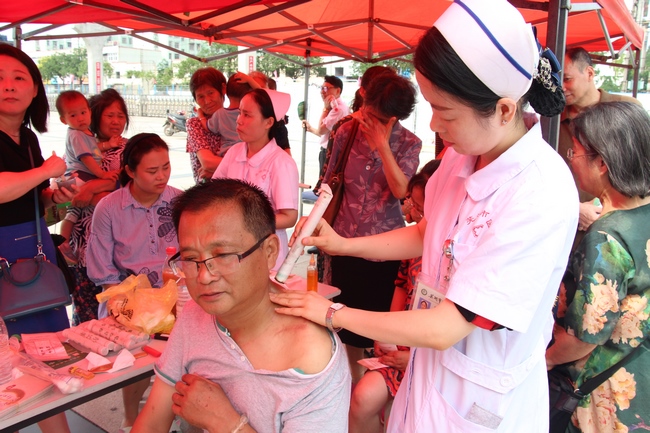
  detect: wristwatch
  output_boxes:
[326,303,345,333]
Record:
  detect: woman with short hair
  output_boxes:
[186,67,226,182]
[546,101,650,433]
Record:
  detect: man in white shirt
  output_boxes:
[302,75,350,174]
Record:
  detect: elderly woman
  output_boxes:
[186,67,226,183]
[546,101,650,433]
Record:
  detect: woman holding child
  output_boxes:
[186,67,226,183]
[65,88,130,324]
[0,43,74,433]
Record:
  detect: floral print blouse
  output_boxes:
[323,117,421,240]
[186,116,222,184]
[555,203,650,433]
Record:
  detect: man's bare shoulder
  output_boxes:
[274,312,335,374]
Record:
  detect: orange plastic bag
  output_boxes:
[96,274,177,334]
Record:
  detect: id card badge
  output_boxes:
[414,273,446,310]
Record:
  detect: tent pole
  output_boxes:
[299,39,312,218]
[632,47,640,97]
[14,26,22,50]
[541,0,568,151]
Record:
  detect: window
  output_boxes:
[116,71,120,79]
[189,43,195,51]
[174,53,180,59]
[67,41,72,48]
[334,67,344,77]
[122,37,127,44]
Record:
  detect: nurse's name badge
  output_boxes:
[415,273,446,310]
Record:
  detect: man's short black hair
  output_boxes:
[566,47,593,71]
[324,75,343,91]
[172,179,276,241]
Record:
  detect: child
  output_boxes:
[55,91,118,263]
[201,72,255,156]
[56,90,118,184]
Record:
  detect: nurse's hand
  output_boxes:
[288,216,346,256]
[270,290,332,327]
[379,349,410,371]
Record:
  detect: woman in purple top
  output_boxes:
[322,73,422,383]
[86,133,182,431]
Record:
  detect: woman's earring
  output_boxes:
[502,120,508,125]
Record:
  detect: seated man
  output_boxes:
[132,178,350,433]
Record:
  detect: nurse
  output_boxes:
[212,88,298,270]
[271,0,578,431]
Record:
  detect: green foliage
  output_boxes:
[351,56,413,78]
[157,60,173,85]
[39,48,88,87]
[175,43,239,83]
[256,52,324,80]
[103,61,113,79]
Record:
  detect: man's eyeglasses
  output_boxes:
[320,85,335,92]
[170,233,271,278]
[566,148,594,161]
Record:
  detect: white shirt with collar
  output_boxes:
[319,96,350,149]
[389,122,578,432]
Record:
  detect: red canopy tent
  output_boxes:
[1,0,644,62]
[1,0,645,172]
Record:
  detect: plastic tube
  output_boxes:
[85,320,140,349]
[275,184,333,283]
[16,352,84,394]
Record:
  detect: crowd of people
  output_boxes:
[1,0,649,431]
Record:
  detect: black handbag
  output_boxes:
[549,340,647,433]
[322,118,359,225]
[0,147,72,320]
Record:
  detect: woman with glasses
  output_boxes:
[212,88,298,270]
[86,133,182,432]
[546,101,650,433]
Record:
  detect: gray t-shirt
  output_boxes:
[155,300,350,433]
[64,127,101,178]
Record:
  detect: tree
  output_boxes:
[103,62,113,79]
[155,60,173,86]
[351,57,413,78]
[39,48,88,89]
[176,44,239,83]
[256,52,323,79]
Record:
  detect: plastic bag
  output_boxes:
[96,274,177,334]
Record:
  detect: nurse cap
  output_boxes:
[434,0,539,101]
[263,89,291,121]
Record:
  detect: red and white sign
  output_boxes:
[95,62,101,93]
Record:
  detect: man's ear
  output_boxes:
[60,115,67,125]
[263,234,280,270]
[586,65,596,82]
